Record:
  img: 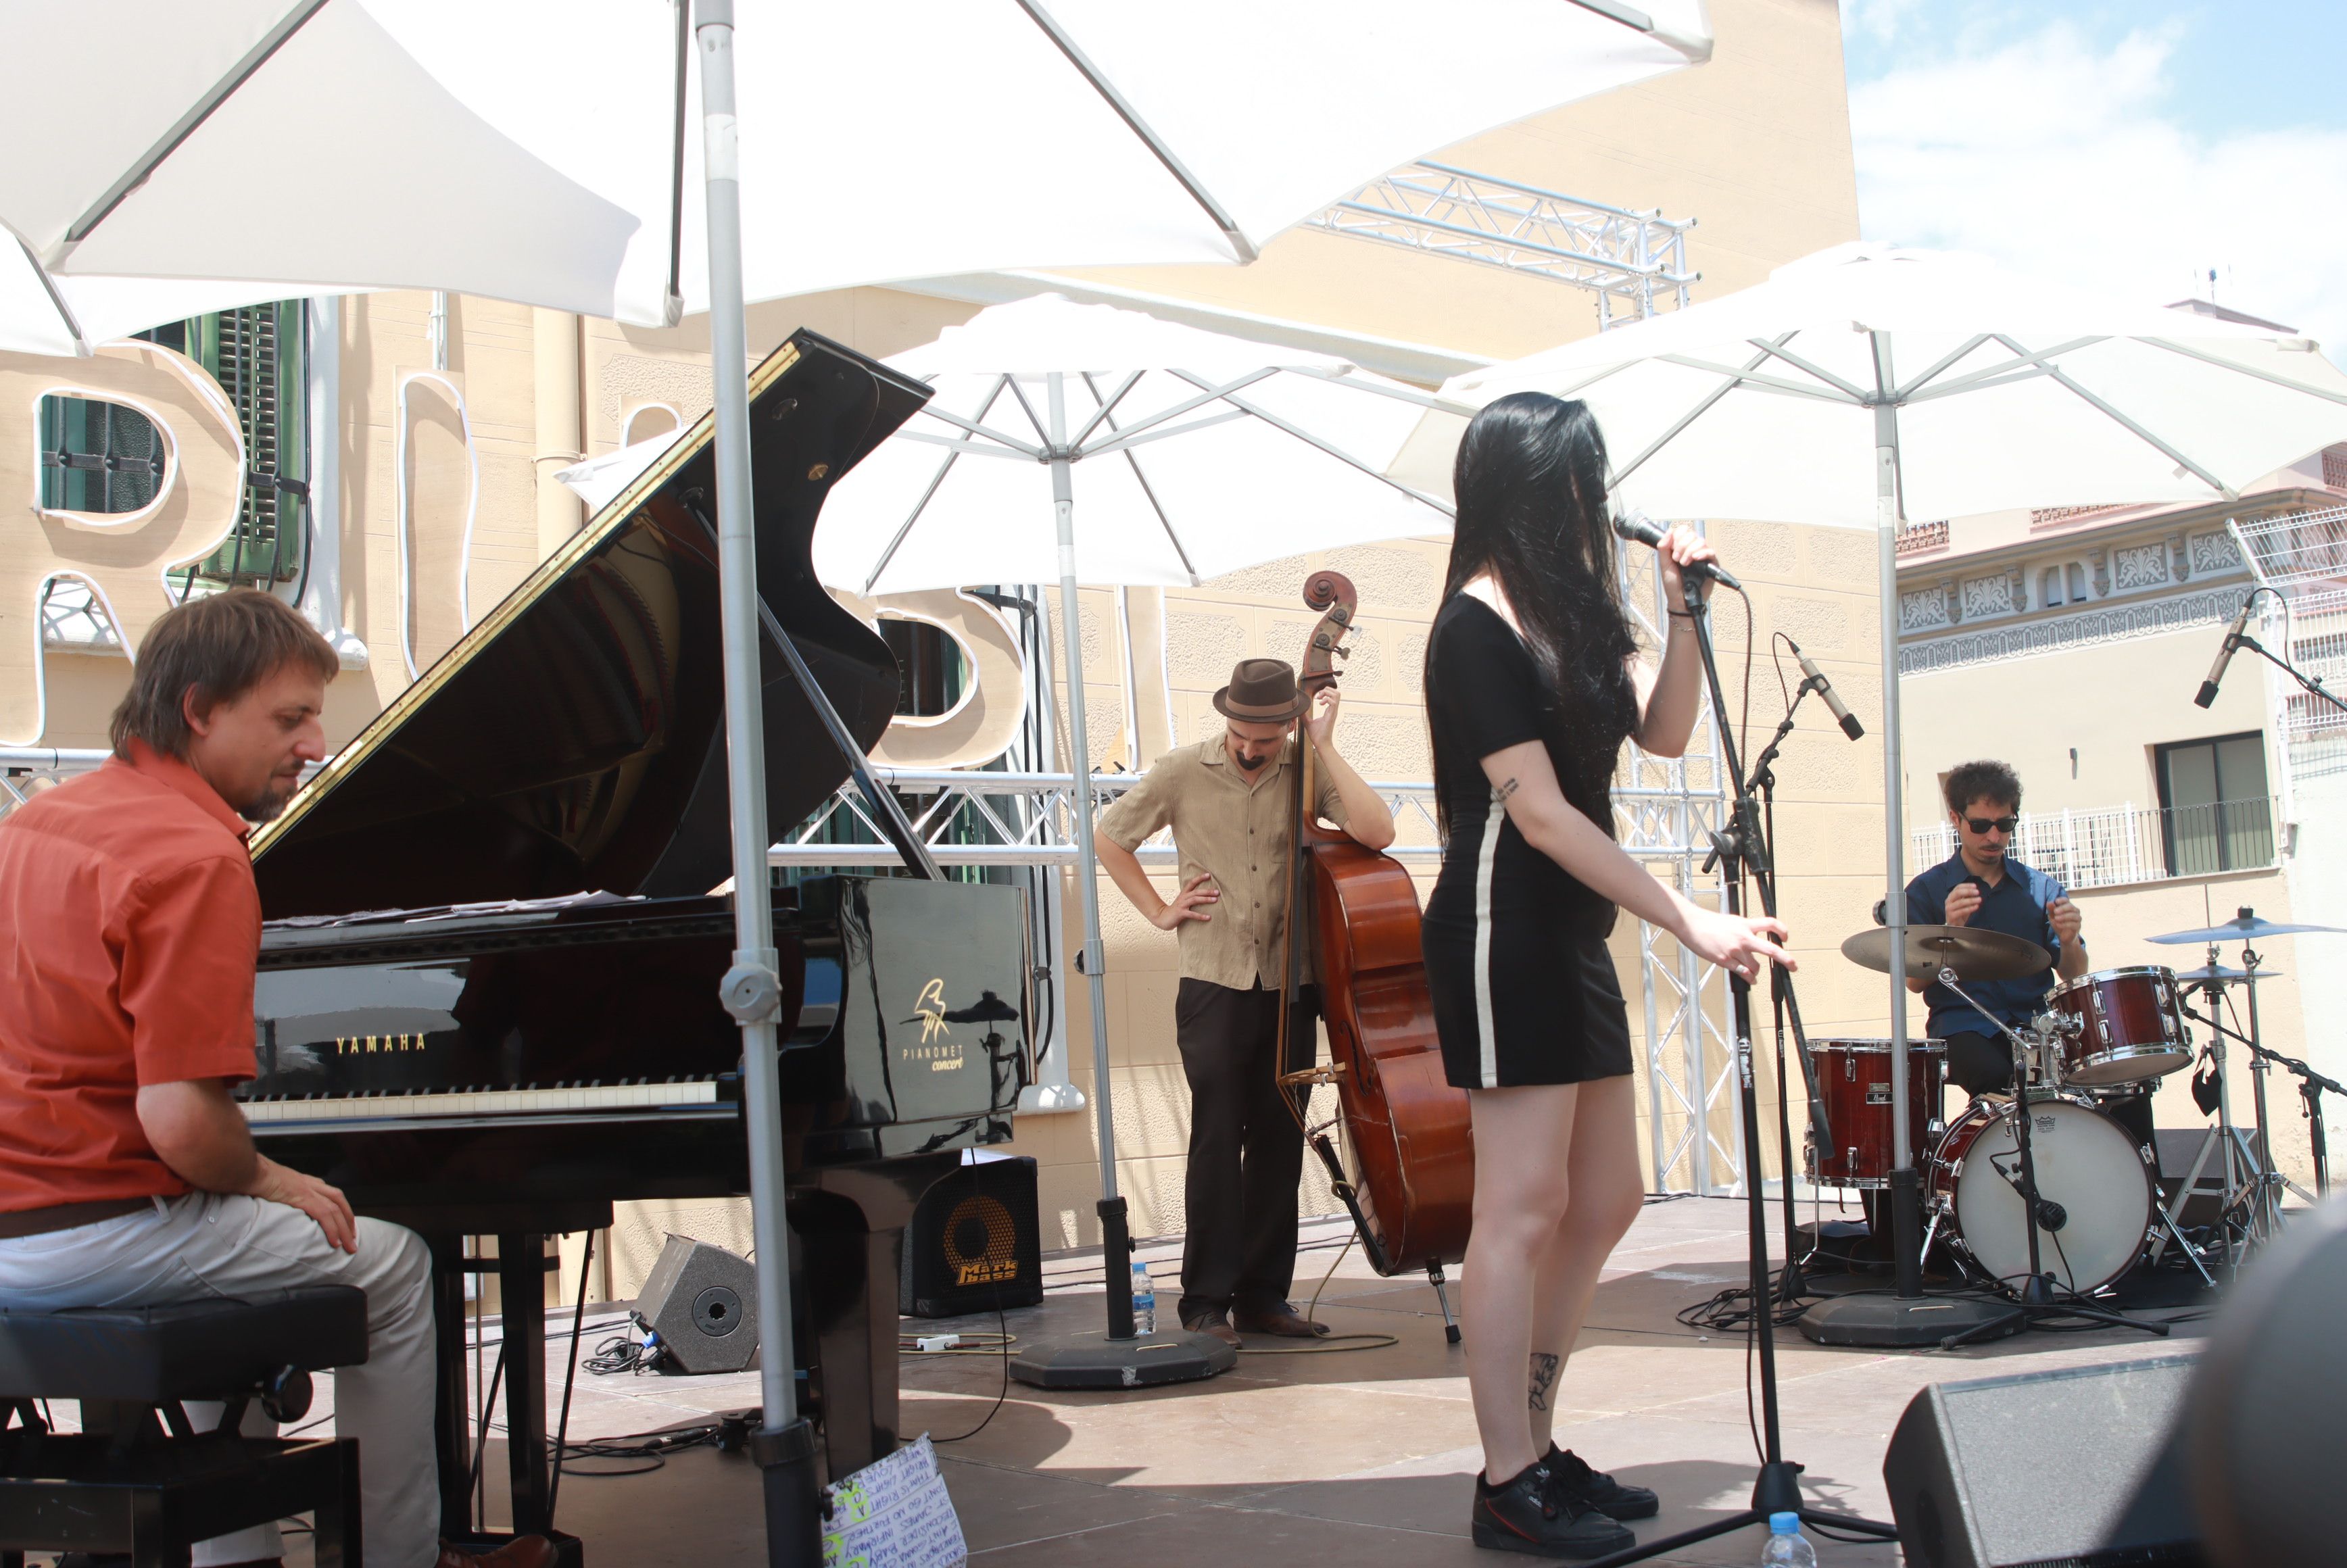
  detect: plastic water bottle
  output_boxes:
[1759,1513,1816,1567]
[1129,1262,1156,1335]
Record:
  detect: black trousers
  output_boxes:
[1942,1029,2155,1150]
[1172,978,1317,1322]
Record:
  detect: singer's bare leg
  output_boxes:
[1463,1076,1642,1483]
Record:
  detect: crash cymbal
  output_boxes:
[2171,962,2283,985]
[2148,908,2346,945]
[1841,923,2052,982]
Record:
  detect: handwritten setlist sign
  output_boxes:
[822,1434,967,1568]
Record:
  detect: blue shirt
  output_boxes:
[1903,852,2066,1038]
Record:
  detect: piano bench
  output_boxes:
[0,1287,368,1568]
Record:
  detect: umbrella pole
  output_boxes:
[694,4,819,1563]
[1046,373,1138,1342]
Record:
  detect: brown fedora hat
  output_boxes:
[1212,658,1307,722]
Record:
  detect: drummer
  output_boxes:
[1902,761,2150,1144]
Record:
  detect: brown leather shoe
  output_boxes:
[1233,1303,1331,1338]
[439,1536,559,1568]
[1181,1305,1243,1348]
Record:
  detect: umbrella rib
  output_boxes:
[1741,337,1872,401]
[1082,407,1251,458]
[12,232,86,354]
[1167,369,1457,518]
[1995,335,2235,498]
[1612,337,1793,486]
[2142,337,2347,406]
[863,374,1015,594]
[663,0,689,324]
[1286,365,1482,418]
[57,0,334,254]
[1014,0,1259,262]
[1071,368,1280,456]
[1084,371,1201,583]
[915,397,1046,458]
[1899,336,2110,403]
[1005,376,1055,448]
[1068,370,1146,449]
[1652,353,1856,405]
[891,431,1034,460]
[1893,334,1995,400]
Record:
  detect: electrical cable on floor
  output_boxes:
[1234,1231,1400,1355]
[931,1301,1012,1444]
[558,1421,725,1478]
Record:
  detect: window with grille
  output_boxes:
[2154,733,2273,875]
[37,396,164,514]
[138,302,308,593]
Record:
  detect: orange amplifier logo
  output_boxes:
[945,1194,1019,1286]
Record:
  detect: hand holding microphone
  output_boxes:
[1612,512,1743,593]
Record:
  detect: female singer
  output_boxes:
[1422,393,1793,1558]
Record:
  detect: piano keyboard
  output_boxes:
[241,1077,726,1126]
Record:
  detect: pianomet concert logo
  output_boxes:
[906,978,965,1073]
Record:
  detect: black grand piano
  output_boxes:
[238,330,1030,1548]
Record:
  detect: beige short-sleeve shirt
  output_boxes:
[1096,736,1351,991]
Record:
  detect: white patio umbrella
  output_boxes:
[1389,241,2347,1333]
[0,0,1712,353]
[789,294,1455,1375]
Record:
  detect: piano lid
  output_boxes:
[251,330,930,920]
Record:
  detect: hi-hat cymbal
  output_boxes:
[2171,962,2283,985]
[2148,912,2346,945]
[1841,923,2052,982]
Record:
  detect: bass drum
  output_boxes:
[1928,1096,2153,1296]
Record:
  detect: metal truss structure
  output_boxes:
[1307,161,1697,329]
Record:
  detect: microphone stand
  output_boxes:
[2225,632,2347,715]
[1583,573,1896,1566]
[1743,688,1837,1299]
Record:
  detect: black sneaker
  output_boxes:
[1471,1461,1636,1558]
[1544,1445,1660,1521]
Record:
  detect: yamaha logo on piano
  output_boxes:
[335,1033,430,1056]
[907,978,965,1073]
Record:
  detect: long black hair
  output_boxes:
[1426,392,1638,830]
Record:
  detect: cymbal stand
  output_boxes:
[1933,974,2164,1346]
[2177,965,2283,1267]
[1578,573,1897,1567]
[2236,942,2294,1233]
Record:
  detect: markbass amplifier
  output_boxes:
[900,1151,1042,1319]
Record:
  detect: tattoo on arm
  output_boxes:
[1497,777,1521,801]
[1528,1352,1560,1412]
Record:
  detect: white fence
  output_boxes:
[1908,796,2279,890]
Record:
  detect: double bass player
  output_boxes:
[1093,657,1395,1346]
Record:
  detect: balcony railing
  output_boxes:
[1908,796,2279,891]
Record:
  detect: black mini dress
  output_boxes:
[1421,595,1637,1090]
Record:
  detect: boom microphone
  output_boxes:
[2194,594,2256,708]
[1788,637,1864,740]
[1612,512,1743,593]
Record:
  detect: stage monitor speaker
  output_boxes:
[901,1151,1043,1319]
[1883,1354,2203,1568]
[635,1234,758,1374]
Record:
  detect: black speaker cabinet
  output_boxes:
[635,1234,759,1374]
[1884,1354,2204,1568]
[900,1152,1043,1319]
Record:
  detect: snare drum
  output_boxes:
[2050,966,2191,1086]
[1806,1037,1945,1189]
[1927,1096,2152,1295]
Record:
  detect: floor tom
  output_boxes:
[1806,1037,1945,1190]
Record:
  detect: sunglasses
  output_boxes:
[1964,814,2018,835]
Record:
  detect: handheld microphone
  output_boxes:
[1787,637,1864,740]
[2195,595,2255,708]
[1612,512,1743,593]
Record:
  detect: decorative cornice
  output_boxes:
[1900,583,2248,676]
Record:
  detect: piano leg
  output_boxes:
[498,1233,555,1538]
[429,1234,475,1541]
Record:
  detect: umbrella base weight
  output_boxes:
[1008,1329,1237,1390]
[1798,1292,2020,1348]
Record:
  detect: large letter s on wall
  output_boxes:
[0,342,245,745]
[829,587,1027,770]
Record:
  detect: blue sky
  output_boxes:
[1841,1,2347,353]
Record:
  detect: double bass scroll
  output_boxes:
[1272,570,1474,1287]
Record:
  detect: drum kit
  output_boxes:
[1826,906,2339,1306]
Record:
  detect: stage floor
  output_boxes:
[258,1196,2227,1566]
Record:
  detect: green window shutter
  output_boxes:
[151,300,309,593]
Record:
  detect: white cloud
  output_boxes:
[1850,21,2347,361]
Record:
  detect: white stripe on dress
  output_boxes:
[1474,785,1505,1087]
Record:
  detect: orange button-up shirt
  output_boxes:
[0,741,262,1212]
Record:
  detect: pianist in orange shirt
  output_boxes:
[0,589,550,1568]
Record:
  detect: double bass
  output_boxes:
[1274,570,1474,1339]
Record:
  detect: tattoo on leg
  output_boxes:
[1528,1352,1560,1413]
